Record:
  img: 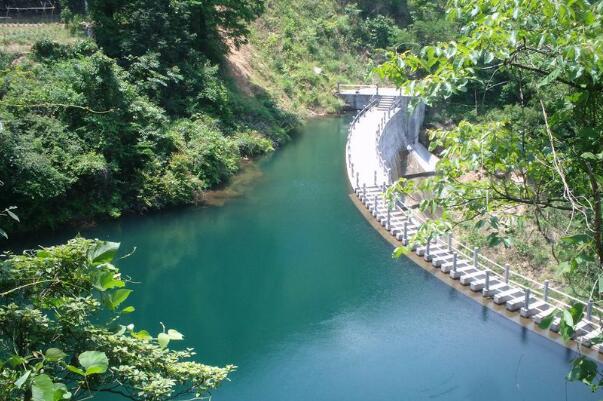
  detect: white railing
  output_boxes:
[344,87,601,335]
[346,94,379,187]
[392,194,602,327]
[337,84,380,95]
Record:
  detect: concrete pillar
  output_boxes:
[374,170,377,186]
[387,204,391,229]
[363,183,366,198]
[587,299,593,321]
[447,234,452,252]
[403,222,408,246]
[485,270,490,292]
[425,237,431,259]
[452,252,458,273]
[504,263,510,283]
[524,288,531,308]
[543,280,549,302]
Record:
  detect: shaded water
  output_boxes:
[17,117,599,400]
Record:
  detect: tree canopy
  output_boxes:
[378,0,603,390]
[379,0,603,290]
[0,239,233,401]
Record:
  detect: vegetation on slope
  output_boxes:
[0,0,441,233]
[0,3,295,234]
[379,0,603,389]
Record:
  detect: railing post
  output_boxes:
[452,252,458,273]
[504,263,510,284]
[373,194,378,213]
[403,221,408,246]
[543,280,549,302]
[374,170,377,186]
[382,181,387,192]
[524,288,530,309]
[587,299,593,321]
[447,234,452,252]
[485,270,490,293]
[387,203,391,230]
[376,84,379,96]
[356,172,360,189]
[363,183,366,199]
[473,247,479,268]
[425,236,431,259]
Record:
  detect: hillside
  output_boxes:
[0,1,408,234]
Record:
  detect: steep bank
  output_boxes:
[0,0,410,235]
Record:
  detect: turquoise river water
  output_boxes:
[16,117,600,400]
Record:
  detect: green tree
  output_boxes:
[0,239,233,400]
[378,0,603,390]
[379,0,603,289]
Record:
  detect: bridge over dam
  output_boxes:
[337,84,603,356]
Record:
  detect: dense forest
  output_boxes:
[2,0,603,399]
[0,0,453,234]
[0,1,460,400]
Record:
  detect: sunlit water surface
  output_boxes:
[16,117,599,400]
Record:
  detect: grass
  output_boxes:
[242,0,379,116]
[0,22,81,55]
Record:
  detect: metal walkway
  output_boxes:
[344,90,603,353]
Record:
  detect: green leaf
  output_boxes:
[66,365,85,377]
[392,246,409,258]
[78,351,108,375]
[6,209,19,222]
[32,374,55,401]
[121,306,135,314]
[87,241,120,265]
[567,357,598,384]
[538,312,556,329]
[104,289,132,310]
[45,348,67,362]
[563,309,574,327]
[569,303,584,323]
[92,270,124,292]
[167,329,183,340]
[52,383,71,401]
[158,332,170,348]
[14,370,31,389]
[7,355,26,367]
[581,152,602,160]
[131,329,152,341]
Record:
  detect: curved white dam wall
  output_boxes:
[377,98,431,180]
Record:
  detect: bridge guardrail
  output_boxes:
[345,88,602,339]
[392,193,602,328]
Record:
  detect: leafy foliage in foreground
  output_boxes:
[0,238,233,400]
[378,0,603,392]
[379,0,603,294]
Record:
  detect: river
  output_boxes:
[16,116,600,400]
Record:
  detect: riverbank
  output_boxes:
[28,116,596,401]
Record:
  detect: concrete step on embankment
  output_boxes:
[348,147,603,352]
[494,287,523,305]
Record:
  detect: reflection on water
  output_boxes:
[11,116,600,401]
